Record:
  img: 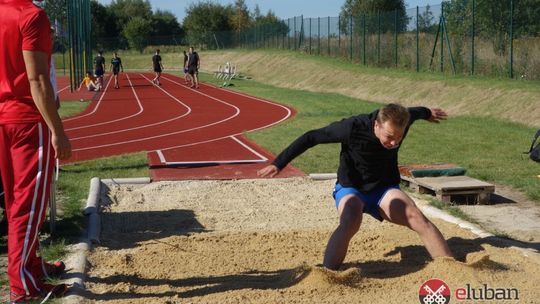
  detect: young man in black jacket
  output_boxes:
[258,103,453,270]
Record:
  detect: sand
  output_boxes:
[81,178,540,303]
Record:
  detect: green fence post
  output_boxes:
[294,16,297,50]
[338,15,341,57]
[318,17,321,55]
[363,14,366,65]
[299,15,304,49]
[416,6,419,72]
[287,18,290,50]
[509,0,514,79]
[442,13,457,74]
[349,15,353,61]
[66,0,72,90]
[394,10,398,67]
[309,18,312,54]
[328,16,331,56]
[440,3,444,72]
[377,11,381,65]
[282,20,285,49]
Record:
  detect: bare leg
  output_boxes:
[378,189,453,258]
[323,195,365,270]
[194,73,199,88]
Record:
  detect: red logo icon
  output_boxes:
[419,278,451,304]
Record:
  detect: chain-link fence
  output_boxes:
[204,0,539,80]
[57,0,539,81]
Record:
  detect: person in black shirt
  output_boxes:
[110,51,123,89]
[151,49,163,85]
[258,103,453,270]
[93,50,106,87]
[187,46,200,89]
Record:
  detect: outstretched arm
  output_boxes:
[258,117,353,178]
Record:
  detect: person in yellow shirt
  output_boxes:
[78,71,101,91]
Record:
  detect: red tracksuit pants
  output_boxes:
[0,122,54,297]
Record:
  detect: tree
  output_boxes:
[417,5,437,32]
[253,4,262,21]
[183,1,234,48]
[339,0,408,34]
[123,17,152,52]
[152,10,183,36]
[251,9,289,41]
[108,0,153,40]
[91,0,119,50]
[230,0,251,32]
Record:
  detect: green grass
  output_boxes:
[202,48,540,92]
[40,239,68,262]
[59,100,90,119]
[0,271,7,289]
[200,73,540,202]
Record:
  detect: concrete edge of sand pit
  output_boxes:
[309,172,539,259]
[62,177,100,304]
[62,177,151,304]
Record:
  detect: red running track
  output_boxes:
[56,75,98,101]
[62,72,304,180]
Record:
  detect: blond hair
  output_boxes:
[376,103,410,129]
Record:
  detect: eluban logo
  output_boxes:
[455,284,519,301]
[419,278,451,304]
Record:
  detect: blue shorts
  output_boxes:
[95,69,104,77]
[333,182,399,221]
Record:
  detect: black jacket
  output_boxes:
[273,107,432,192]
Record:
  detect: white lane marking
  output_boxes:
[69,73,193,140]
[155,135,268,165]
[57,85,70,93]
[161,75,292,134]
[66,73,143,131]
[72,75,241,152]
[63,75,114,122]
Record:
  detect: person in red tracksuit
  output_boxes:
[0,0,72,302]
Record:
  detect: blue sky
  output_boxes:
[97,1,442,22]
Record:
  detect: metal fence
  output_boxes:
[60,0,539,81]
[207,1,539,80]
[65,0,92,90]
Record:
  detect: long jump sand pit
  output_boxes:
[83,178,539,303]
